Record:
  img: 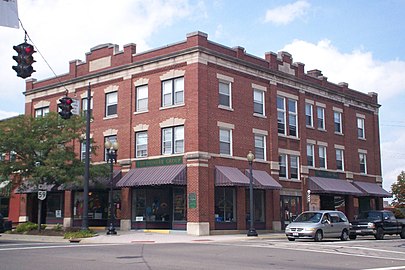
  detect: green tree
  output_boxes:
[391,171,405,207]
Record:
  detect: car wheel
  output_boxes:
[287,237,295,241]
[375,227,384,240]
[340,229,349,241]
[314,230,323,242]
[349,234,357,240]
[400,227,405,239]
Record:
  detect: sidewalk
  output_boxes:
[0,230,285,244]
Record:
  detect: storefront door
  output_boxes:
[280,196,301,229]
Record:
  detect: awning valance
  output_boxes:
[245,169,282,189]
[308,177,363,196]
[116,164,186,187]
[215,166,250,187]
[352,181,392,197]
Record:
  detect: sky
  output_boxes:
[1,0,404,199]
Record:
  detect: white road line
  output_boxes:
[361,266,405,270]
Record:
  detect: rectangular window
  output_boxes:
[219,128,232,155]
[136,131,148,158]
[279,154,287,178]
[162,126,184,155]
[219,81,231,108]
[80,141,92,161]
[215,187,236,222]
[357,118,365,139]
[319,146,327,169]
[307,144,314,167]
[305,103,313,127]
[105,92,118,116]
[317,106,325,130]
[288,99,298,137]
[359,153,367,174]
[334,111,342,133]
[253,89,265,115]
[290,156,299,179]
[35,107,49,118]
[136,85,148,112]
[104,135,117,161]
[277,96,286,135]
[336,149,344,171]
[82,97,93,117]
[254,134,266,160]
[162,77,184,107]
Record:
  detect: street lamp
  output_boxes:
[247,151,258,237]
[105,140,119,235]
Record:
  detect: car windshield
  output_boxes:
[358,211,382,221]
[294,212,322,223]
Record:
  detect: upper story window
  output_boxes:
[254,134,266,160]
[288,99,298,137]
[35,107,49,118]
[82,97,93,117]
[290,156,299,180]
[334,111,343,133]
[104,135,117,161]
[162,77,184,107]
[219,81,231,108]
[317,106,325,130]
[336,149,344,171]
[162,126,184,155]
[307,144,315,167]
[357,117,365,139]
[279,154,287,178]
[105,92,118,117]
[253,89,265,116]
[80,141,91,161]
[277,96,286,135]
[305,103,313,127]
[136,85,148,112]
[359,152,367,174]
[219,128,232,155]
[136,131,148,158]
[319,145,327,169]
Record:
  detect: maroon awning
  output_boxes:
[116,164,186,187]
[245,169,282,189]
[215,166,250,187]
[308,177,363,196]
[352,181,392,197]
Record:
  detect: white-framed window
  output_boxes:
[288,99,298,137]
[219,81,231,108]
[279,154,287,178]
[162,126,184,155]
[336,149,344,171]
[136,131,148,158]
[307,144,315,167]
[290,156,299,179]
[219,128,232,155]
[357,118,365,139]
[253,89,265,116]
[317,106,325,130]
[319,146,327,169]
[104,135,117,161]
[277,96,286,135]
[136,85,148,112]
[334,111,343,133]
[80,141,92,161]
[359,153,367,174]
[105,92,118,116]
[162,77,184,107]
[254,134,266,160]
[35,107,49,118]
[82,97,93,117]
[305,103,313,127]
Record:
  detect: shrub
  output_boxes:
[63,229,96,239]
[393,208,405,218]
[15,222,45,233]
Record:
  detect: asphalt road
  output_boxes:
[1,237,405,270]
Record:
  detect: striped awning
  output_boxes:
[116,164,186,187]
[309,177,363,196]
[215,166,250,187]
[245,169,282,189]
[353,181,392,198]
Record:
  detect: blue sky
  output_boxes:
[1,0,404,197]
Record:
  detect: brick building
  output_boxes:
[10,31,390,235]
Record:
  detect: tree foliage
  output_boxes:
[391,171,405,207]
[0,113,108,188]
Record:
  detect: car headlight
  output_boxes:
[367,222,375,229]
[304,227,316,232]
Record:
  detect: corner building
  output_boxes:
[17,31,389,235]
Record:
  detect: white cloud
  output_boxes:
[264,0,310,25]
[0,110,20,120]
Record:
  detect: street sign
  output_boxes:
[71,98,80,115]
[38,190,47,200]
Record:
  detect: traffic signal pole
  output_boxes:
[82,82,91,230]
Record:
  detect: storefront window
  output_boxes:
[173,187,186,221]
[46,193,63,218]
[73,191,109,220]
[245,189,265,222]
[132,188,171,222]
[281,195,302,229]
[215,187,236,222]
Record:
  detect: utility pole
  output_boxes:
[82,82,91,230]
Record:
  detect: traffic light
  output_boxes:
[58,97,73,119]
[12,42,36,79]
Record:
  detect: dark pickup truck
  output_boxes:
[349,210,405,240]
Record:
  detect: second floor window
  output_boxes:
[359,153,367,174]
[336,149,344,171]
[253,89,265,115]
[82,97,93,117]
[105,92,117,116]
[319,146,327,169]
[334,111,343,133]
[80,141,92,161]
[104,135,117,161]
[357,118,365,139]
[277,96,286,135]
[279,154,287,178]
[305,103,313,127]
[317,107,325,130]
[162,126,184,155]
[307,144,314,167]
[219,81,231,108]
[35,107,49,118]
[290,156,299,179]
[219,128,232,155]
[136,85,148,112]
[136,131,148,158]
[288,99,298,137]
[254,134,266,160]
[162,77,184,107]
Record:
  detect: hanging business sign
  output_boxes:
[136,156,183,168]
[38,190,47,201]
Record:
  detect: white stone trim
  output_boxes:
[251,83,267,92]
[317,141,328,147]
[316,102,326,108]
[33,100,50,109]
[104,85,119,93]
[103,128,118,136]
[252,128,268,136]
[276,90,298,100]
[133,124,149,132]
[134,78,149,87]
[159,117,186,128]
[278,148,300,156]
[217,121,235,129]
[89,56,111,72]
[305,99,314,105]
[356,113,366,119]
[334,144,345,150]
[333,107,343,113]
[160,69,185,81]
[358,149,368,154]
[216,73,234,82]
[307,139,316,144]
[80,91,94,99]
